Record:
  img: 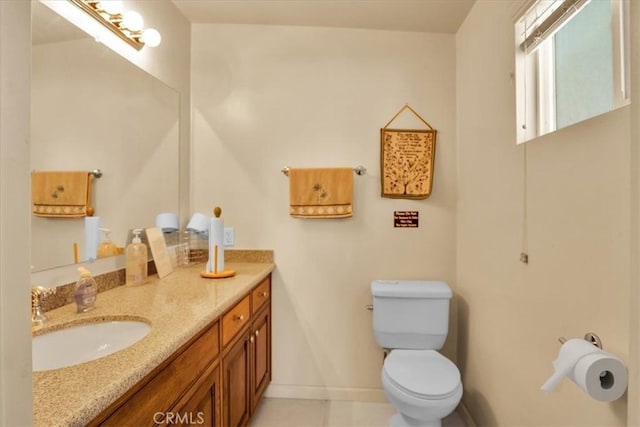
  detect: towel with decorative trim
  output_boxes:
[31,171,92,217]
[289,168,353,218]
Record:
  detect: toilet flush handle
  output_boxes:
[365,304,373,311]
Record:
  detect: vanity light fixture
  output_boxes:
[68,0,161,50]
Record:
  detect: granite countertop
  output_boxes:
[32,260,275,427]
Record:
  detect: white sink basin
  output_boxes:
[32,320,150,372]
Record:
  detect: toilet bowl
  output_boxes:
[381,349,462,427]
[370,280,463,427]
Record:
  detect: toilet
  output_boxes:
[371,280,462,427]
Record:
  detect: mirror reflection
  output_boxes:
[30,1,180,272]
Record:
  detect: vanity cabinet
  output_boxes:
[221,327,252,427]
[168,364,220,427]
[250,304,271,412]
[222,295,251,347]
[88,274,271,427]
[89,322,220,426]
[222,276,272,427]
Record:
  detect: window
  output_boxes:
[515,0,629,143]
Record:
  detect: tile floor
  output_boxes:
[250,398,466,427]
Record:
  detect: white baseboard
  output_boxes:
[264,384,476,427]
[264,384,388,402]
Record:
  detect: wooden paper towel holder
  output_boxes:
[200,207,236,279]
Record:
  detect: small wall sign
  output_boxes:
[394,211,419,228]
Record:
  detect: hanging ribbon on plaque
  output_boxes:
[380,104,437,199]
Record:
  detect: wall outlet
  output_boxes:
[223,227,234,247]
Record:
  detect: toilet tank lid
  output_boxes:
[371,280,452,298]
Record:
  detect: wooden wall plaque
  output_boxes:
[380,105,437,200]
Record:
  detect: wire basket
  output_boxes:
[178,231,209,266]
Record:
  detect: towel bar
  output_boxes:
[281,166,366,176]
[32,169,103,178]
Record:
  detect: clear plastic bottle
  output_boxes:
[74,267,97,313]
[126,229,148,286]
[97,228,119,258]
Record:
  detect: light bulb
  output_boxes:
[122,11,143,31]
[141,28,161,47]
[99,0,123,16]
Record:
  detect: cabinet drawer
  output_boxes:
[222,295,250,347]
[251,277,271,315]
[99,322,219,426]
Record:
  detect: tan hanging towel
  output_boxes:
[289,168,353,218]
[31,171,92,217]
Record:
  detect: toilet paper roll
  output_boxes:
[155,212,179,233]
[206,217,224,273]
[568,350,628,402]
[84,216,101,261]
[186,212,210,235]
[541,338,628,402]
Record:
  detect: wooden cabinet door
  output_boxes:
[250,305,271,412]
[222,332,251,427]
[167,365,220,427]
[95,324,219,427]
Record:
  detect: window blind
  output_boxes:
[518,0,590,52]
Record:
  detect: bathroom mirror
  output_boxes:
[30,1,180,273]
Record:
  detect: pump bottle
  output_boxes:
[74,267,97,313]
[126,229,148,286]
[97,228,119,258]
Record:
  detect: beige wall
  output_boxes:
[456,1,631,426]
[0,2,33,424]
[191,24,457,399]
[629,0,640,425]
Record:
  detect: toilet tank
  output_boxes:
[371,280,452,350]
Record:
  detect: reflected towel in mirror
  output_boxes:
[31,171,92,217]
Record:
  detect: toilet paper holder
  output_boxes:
[558,332,602,349]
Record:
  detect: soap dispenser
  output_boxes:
[74,267,97,313]
[126,229,148,286]
[97,228,119,258]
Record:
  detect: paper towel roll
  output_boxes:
[541,338,627,401]
[84,216,101,261]
[206,217,224,273]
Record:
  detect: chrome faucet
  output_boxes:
[31,286,54,328]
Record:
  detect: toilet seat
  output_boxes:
[383,350,461,400]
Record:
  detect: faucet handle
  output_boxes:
[31,285,54,307]
[31,285,46,297]
[31,285,55,296]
